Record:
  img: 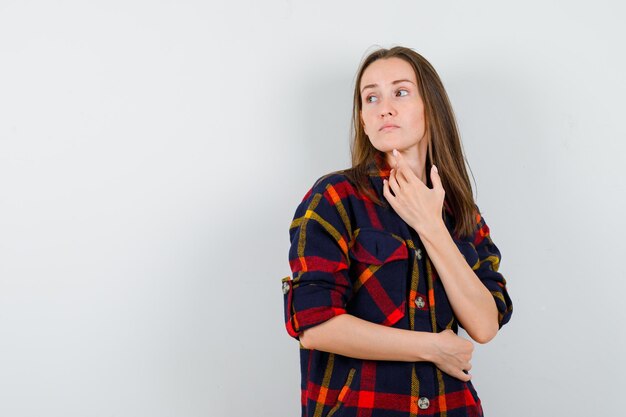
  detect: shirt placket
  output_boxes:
[407,233,438,415]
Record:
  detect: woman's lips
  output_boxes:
[380,124,399,131]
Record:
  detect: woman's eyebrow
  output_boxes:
[361,79,415,94]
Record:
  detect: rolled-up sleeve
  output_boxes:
[281,179,352,340]
[471,206,513,330]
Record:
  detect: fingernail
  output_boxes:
[393,149,398,157]
[432,164,438,173]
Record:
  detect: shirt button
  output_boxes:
[282,281,290,294]
[418,397,430,409]
[416,248,422,260]
[415,296,425,309]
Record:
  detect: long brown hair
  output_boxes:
[344,45,479,239]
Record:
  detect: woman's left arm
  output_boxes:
[383,149,512,344]
[419,221,499,344]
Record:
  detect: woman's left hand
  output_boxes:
[382,148,446,237]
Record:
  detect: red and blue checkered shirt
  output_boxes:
[282,152,513,417]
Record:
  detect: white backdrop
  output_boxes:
[1,1,624,416]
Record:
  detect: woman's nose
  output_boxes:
[379,98,396,117]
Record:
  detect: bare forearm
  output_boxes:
[420,222,499,343]
[299,314,436,362]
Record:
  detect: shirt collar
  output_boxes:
[365,152,391,202]
[366,151,392,179]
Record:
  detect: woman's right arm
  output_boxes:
[300,314,474,382]
[285,180,473,381]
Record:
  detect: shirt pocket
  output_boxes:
[347,227,409,327]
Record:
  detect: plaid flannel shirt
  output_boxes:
[281,152,513,417]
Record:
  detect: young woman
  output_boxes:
[281,46,513,417]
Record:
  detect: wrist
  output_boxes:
[417,219,448,245]
[411,331,438,362]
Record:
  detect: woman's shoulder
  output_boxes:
[291,168,357,223]
[306,167,357,196]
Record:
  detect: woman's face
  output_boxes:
[359,57,427,154]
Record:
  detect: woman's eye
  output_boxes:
[397,89,408,97]
[366,95,378,103]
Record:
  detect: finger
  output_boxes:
[383,178,396,200]
[446,368,471,382]
[392,148,400,169]
[395,166,410,186]
[389,169,402,193]
[394,151,417,184]
[392,148,402,169]
[430,164,444,191]
[392,149,409,182]
[399,163,418,186]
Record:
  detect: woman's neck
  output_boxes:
[384,141,428,184]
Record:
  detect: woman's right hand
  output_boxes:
[428,329,474,381]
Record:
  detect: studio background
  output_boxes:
[0,1,624,416]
